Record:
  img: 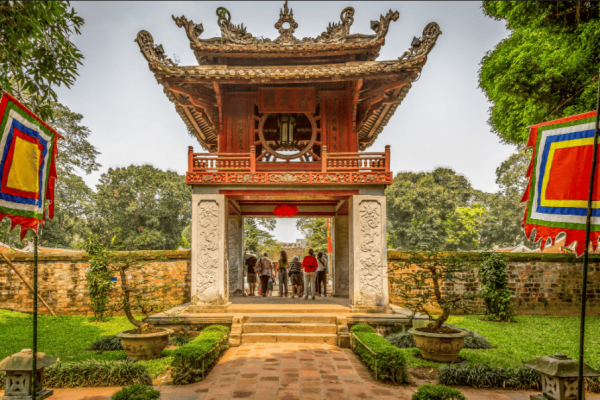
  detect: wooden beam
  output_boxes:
[167,85,217,106]
[214,82,223,134]
[359,80,408,102]
[220,190,359,196]
[351,78,363,133]
[182,106,207,141]
[241,211,336,217]
[369,87,403,137]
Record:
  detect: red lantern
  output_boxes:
[273,204,298,217]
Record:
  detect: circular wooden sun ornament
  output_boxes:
[258,112,318,160]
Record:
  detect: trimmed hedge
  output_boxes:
[353,331,408,384]
[350,323,376,333]
[170,325,229,384]
[44,360,152,388]
[111,384,160,400]
[412,384,466,400]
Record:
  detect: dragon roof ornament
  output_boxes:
[172,1,399,47]
[398,22,442,65]
[135,30,178,67]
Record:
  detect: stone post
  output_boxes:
[189,194,230,309]
[348,195,389,312]
[333,215,349,297]
[228,214,245,296]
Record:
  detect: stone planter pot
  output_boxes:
[116,328,174,361]
[409,328,469,362]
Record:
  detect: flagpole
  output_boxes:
[578,71,600,400]
[32,231,38,400]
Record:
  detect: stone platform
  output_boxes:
[145,296,425,348]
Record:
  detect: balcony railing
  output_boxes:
[188,145,390,174]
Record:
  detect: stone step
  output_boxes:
[243,322,337,334]
[241,333,338,345]
[244,315,336,324]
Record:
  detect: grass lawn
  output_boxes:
[0,310,171,378]
[399,315,600,370]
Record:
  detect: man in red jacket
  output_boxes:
[302,249,318,300]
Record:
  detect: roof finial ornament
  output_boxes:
[274,1,299,45]
[216,7,257,45]
[398,22,442,65]
[370,10,400,41]
[173,15,204,45]
[135,30,178,67]
[314,7,355,43]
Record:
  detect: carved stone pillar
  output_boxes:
[228,214,244,296]
[189,194,230,309]
[334,215,349,297]
[349,195,389,312]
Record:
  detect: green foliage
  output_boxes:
[89,335,123,351]
[91,165,191,251]
[386,168,486,250]
[112,384,160,400]
[84,235,114,321]
[168,335,190,346]
[479,253,515,322]
[479,1,600,144]
[385,331,416,348]
[389,251,479,329]
[412,384,466,400]
[350,323,376,333]
[352,331,408,384]
[44,360,152,388]
[480,148,533,248]
[244,218,280,255]
[439,364,540,390]
[296,218,328,254]
[0,1,85,120]
[170,326,229,385]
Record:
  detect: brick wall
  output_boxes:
[2,250,599,316]
[387,251,600,316]
[0,251,191,316]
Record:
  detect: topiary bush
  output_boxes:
[479,252,515,322]
[352,331,408,384]
[170,325,229,385]
[111,384,160,400]
[385,332,416,348]
[90,335,124,351]
[412,384,466,400]
[350,323,376,333]
[438,363,540,389]
[44,360,152,388]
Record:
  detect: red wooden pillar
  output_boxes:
[250,145,256,172]
[188,146,194,172]
[322,145,328,173]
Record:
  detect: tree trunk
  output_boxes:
[119,266,141,327]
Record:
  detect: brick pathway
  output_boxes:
[42,343,600,400]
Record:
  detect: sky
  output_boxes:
[54,1,512,242]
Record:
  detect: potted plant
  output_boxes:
[389,250,477,362]
[85,235,175,361]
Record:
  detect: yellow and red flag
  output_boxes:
[522,111,600,256]
[0,92,61,238]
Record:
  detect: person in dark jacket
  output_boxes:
[289,255,303,298]
[245,253,258,296]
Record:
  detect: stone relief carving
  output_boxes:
[227,217,240,292]
[193,200,222,305]
[358,200,383,304]
[172,3,400,47]
[336,217,350,293]
[398,22,442,65]
[134,30,178,67]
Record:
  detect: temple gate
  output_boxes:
[135,2,441,313]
